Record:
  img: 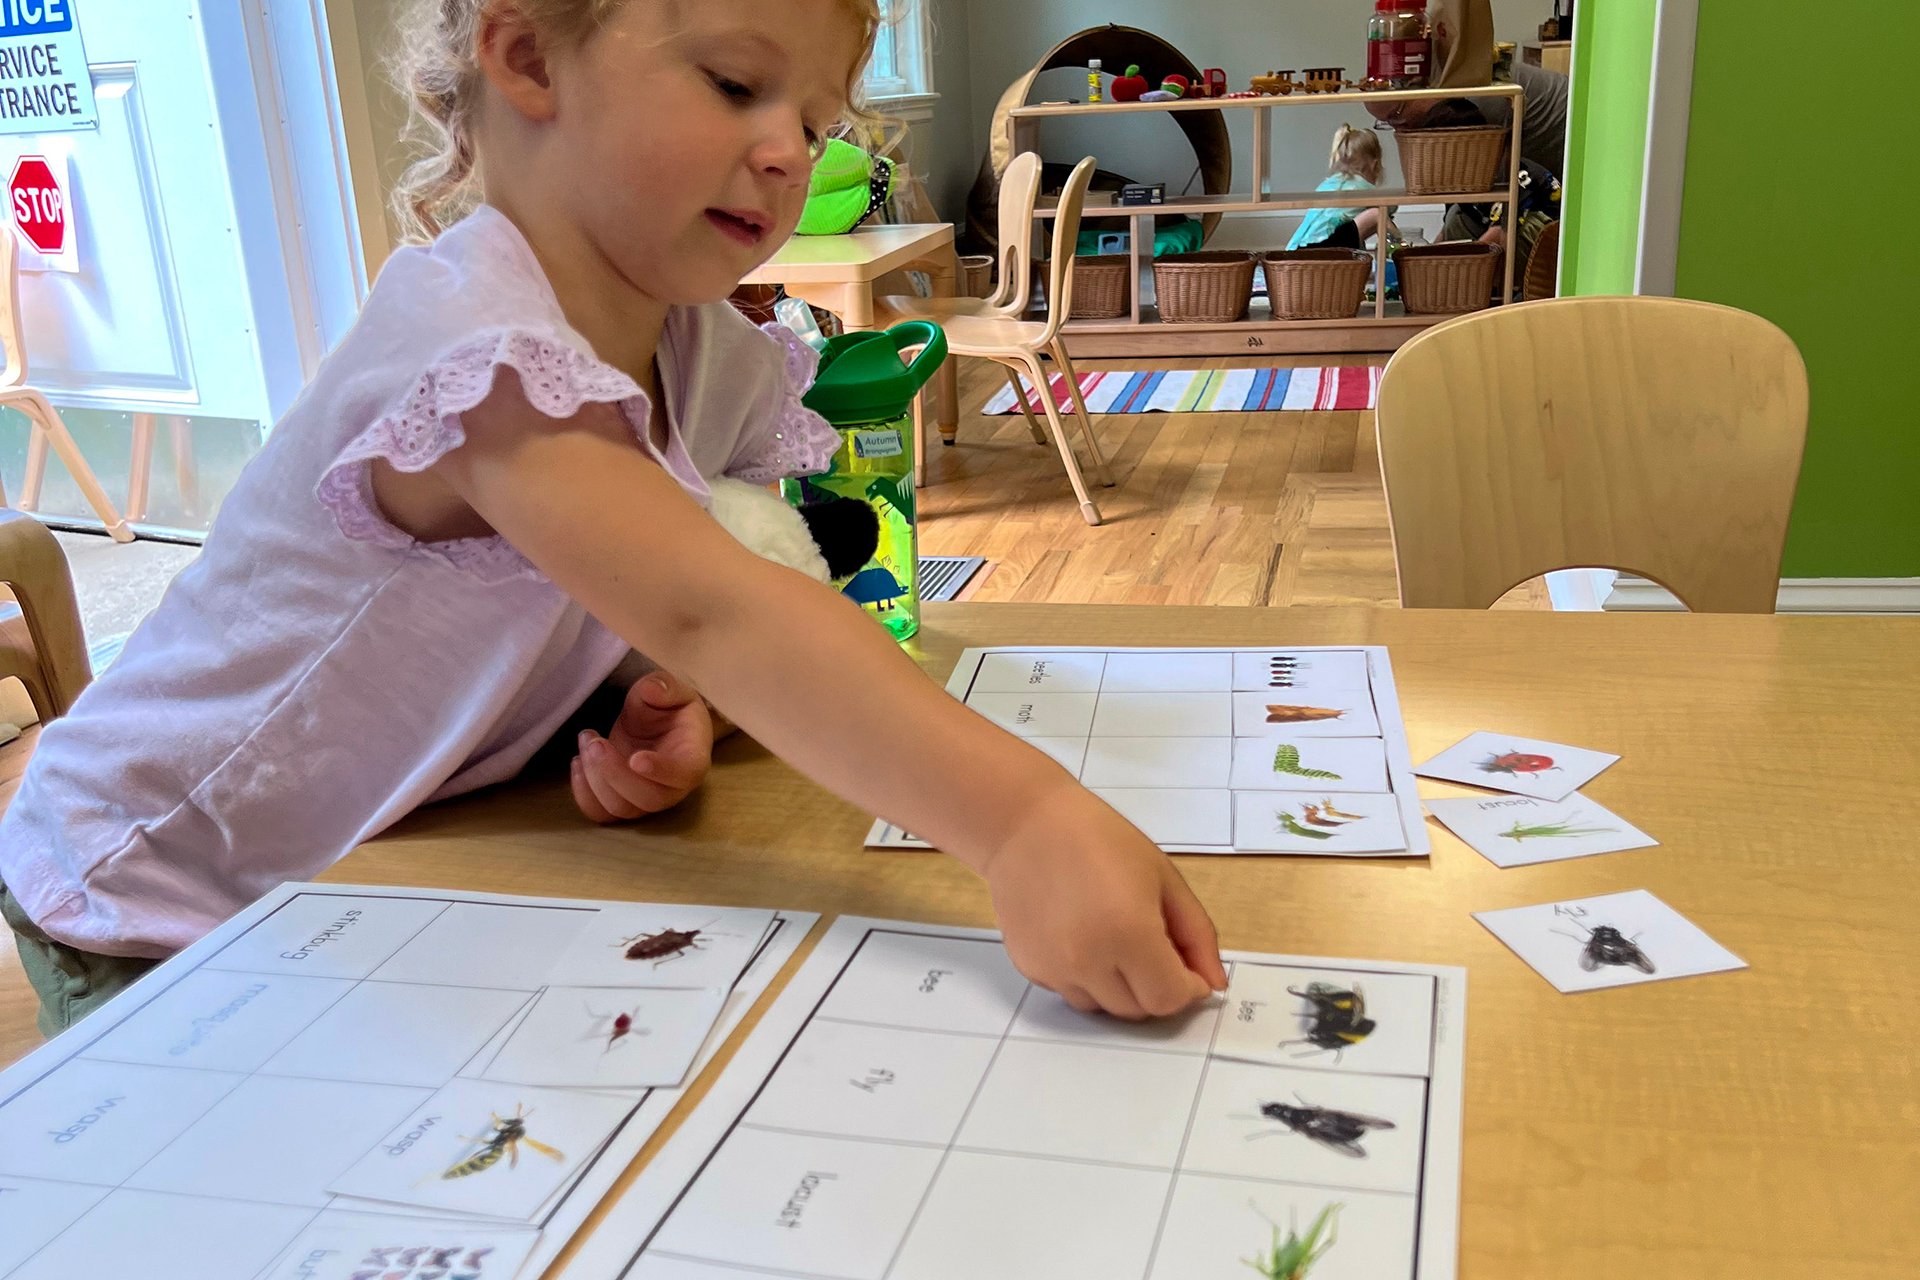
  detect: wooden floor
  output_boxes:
[0,352,1545,1067]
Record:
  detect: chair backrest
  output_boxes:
[1376,296,1809,612]
[1036,156,1097,345]
[1522,219,1562,302]
[0,231,24,389]
[989,151,1043,314]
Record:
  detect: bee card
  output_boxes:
[328,1080,634,1222]
[1211,961,1438,1077]
[1426,793,1656,867]
[479,985,729,1089]
[544,904,776,990]
[1414,731,1619,802]
[258,1214,538,1280]
[1473,889,1748,993]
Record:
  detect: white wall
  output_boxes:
[926,0,1557,245]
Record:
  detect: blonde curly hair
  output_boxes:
[389,0,882,242]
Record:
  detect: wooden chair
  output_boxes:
[1522,219,1562,301]
[1376,296,1808,612]
[0,232,134,542]
[0,508,90,722]
[878,155,1114,525]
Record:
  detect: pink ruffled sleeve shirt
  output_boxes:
[0,206,839,956]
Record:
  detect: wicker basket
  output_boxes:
[1394,125,1507,195]
[1394,242,1503,314]
[1260,249,1372,320]
[1152,251,1256,324]
[958,253,995,299]
[1068,255,1132,319]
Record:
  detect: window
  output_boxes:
[861,0,933,103]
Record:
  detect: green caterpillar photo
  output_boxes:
[1272,743,1342,780]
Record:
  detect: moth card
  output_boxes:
[1231,649,1373,694]
[1213,962,1436,1077]
[480,986,728,1089]
[1427,794,1656,868]
[1231,689,1380,738]
[545,904,776,989]
[259,1212,538,1280]
[1230,735,1391,793]
[1473,889,1748,993]
[1233,791,1409,855]
[329,1080,634,1222]
[1415,731,1619,802]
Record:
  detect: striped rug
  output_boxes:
[982,365,1381,415]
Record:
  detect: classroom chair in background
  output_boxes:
[877,153,1115,525]
[0,508,89,723]
[1376,295,1808,612]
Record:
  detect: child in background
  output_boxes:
[1288,124,1398,252]
[0,0,1226,1035]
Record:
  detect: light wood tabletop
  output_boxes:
[330,604,1920,1278]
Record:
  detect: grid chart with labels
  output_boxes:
[867,646,1431,856]
[0,884,811,1280]
[568,918,1468,1280]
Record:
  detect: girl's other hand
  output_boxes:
[571,671,715,822]
[983,784,1229,1020]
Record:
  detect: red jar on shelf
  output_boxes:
[1368,0,1432,88]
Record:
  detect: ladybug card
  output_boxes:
[1414,731,1619,802]
[1473,889,1747,993]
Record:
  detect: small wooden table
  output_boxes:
[334,605,1920,1276]
[743,223,960,444]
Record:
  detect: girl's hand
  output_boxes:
[983,783,1229,1020]
[571,671,714,822]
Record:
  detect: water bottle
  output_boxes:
[782,321,947,642]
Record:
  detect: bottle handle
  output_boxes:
[885,321,949,394]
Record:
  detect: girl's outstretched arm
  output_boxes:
[429,373,1227,1019]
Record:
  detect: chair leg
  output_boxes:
[168,415,200,518]
[1049,340,1113,488]
[127,412,155,522]
[1014,353,1101,526]
[22,393,133,541]
[1004,367,1048,445]
[20,425,46,509]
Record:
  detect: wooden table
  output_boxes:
[743,223,960,444]
[332,605,1920,1277]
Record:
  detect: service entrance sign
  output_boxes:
[0,0,96,134]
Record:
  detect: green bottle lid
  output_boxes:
[801,321,948,425]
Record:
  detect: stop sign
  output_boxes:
[9,156,67,256]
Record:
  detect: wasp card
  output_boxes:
[1473,889,1748,993]
[1414,732,1620,803]
[563,918,1467,1280]
[867,647,1429,857]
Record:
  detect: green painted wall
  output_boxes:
[1674,0,1920,577]
[1560,0,1656,295]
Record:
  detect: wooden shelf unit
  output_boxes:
[1007,85,1524,357]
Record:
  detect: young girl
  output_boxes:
[0,0,1226,1035]
[1287,123,1398,252]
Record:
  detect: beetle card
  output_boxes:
[1415,732,1619,802]
[1473,890,1747,993]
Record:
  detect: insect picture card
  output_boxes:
[258,1214,539,1280]
[1414,731,1619,803]
[329,1079,635,1222]
[1212,962,1437,1077]
[544,903,777,990]
[1231,648,1373,695]
[480,985,729,1090]
[1230,735,1392,793]
[1233,790,1409,855]
[1426,793,1657,868]
[1232,690,1381,738]
[1473,889,1748,993]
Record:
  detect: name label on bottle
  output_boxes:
[853,430,904,459]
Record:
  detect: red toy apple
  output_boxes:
[1112,64,1150,102]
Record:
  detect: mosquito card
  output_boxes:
[1231,689,1381,738]
[480,986,728,1089]
[329,1079,635,1221]
[259,1213,539,1280]
[1416,731,1619,802]
[545,904,776,989]
[1212,962,1437,1077]
[1233,791,1409,854]
[1474,889,1748,993]
[1427,794,1656,867]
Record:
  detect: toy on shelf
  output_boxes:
[1141,74,1189,103]
[1301,67,1353,93]
[1110,64,1150,102]
[1186,67,1229,99]
[1250,70,1302,95]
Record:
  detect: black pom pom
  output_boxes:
[797,498,881,579]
